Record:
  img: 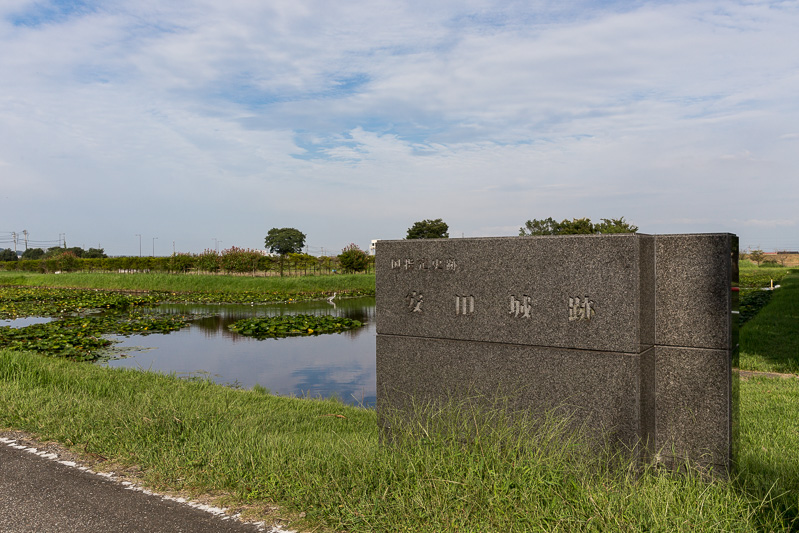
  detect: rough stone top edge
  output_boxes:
[374,233,736,245]
[375,234,650,244]
[653,233,737,238]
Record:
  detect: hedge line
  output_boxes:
[0,252,374,276]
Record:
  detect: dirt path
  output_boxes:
[737,369,799,380]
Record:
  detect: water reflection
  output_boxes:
[0,317,52,328]
[101,297,376,406]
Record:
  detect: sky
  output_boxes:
[1,0,798,257]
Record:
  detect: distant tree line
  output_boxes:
[520,217,638,236]
[0,246,374,276]
[400,217,638,240]
[0,246,107,262]
[1,228,376,276]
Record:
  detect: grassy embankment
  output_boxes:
[1,269,799,531]
[738,261,799,373]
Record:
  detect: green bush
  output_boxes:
[220,247,261,274]
[338,244,369,273]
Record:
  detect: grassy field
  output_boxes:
[0,270,375,295]
[1,268,799,531]
[739,270,799,373]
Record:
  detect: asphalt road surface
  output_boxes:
[0,437,286,533]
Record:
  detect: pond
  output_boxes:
[100,297,377,406]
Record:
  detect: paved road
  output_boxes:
[0,437,286,533]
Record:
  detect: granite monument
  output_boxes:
[375,233,738,474]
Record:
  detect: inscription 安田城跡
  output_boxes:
[391,258,458,272]
[509,295,532,319]
[568,296,596,321]
[455,295,475,315]
[406,291,424,313]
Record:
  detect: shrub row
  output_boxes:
[0,248,375,276]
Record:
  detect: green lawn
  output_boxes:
[0,270,375,294]
[739,272,799,373]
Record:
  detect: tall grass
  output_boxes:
[0,271,375,295]
[0,348,788,532]
[737,375,799,530]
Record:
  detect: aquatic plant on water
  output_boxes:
[228,314,363,339]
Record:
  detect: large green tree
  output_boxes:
[264,228,306,255]
[21,248,45,260]
[0,248,18,261]
[265,228,306,276]
[520,217,637,236]
[406,219,449,239]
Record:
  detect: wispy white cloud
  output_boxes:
[737,219,797,228]
[1,0,797,253]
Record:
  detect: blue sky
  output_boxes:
[1,0,797,256]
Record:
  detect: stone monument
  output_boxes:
[375,233,738,474]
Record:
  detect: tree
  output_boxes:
[196,249,220,273]
[406,219,449,239]
[265,228,306,276]
[65,247,86,258]
[84,248,107,259]
[220,247,262,275]
[21,248,45,260]
[749,249,765,266]
[338,244,369,273]
[265,228,306,255]
[594,217,639,234]
[558,217,594,234]
[520,217,638,236]
[518,217,560,235]
[170,252,196,273]
[44,246,65,258]
[0,248,18,261]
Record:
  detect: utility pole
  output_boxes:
[11,232,17,254]
[22,230,28,250]
[135,234,141,257]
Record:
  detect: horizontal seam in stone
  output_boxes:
[378,333,642,355]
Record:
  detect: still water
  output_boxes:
[0,317,52,328]
[100,297,376,406]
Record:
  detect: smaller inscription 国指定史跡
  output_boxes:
[391,258,458,271]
